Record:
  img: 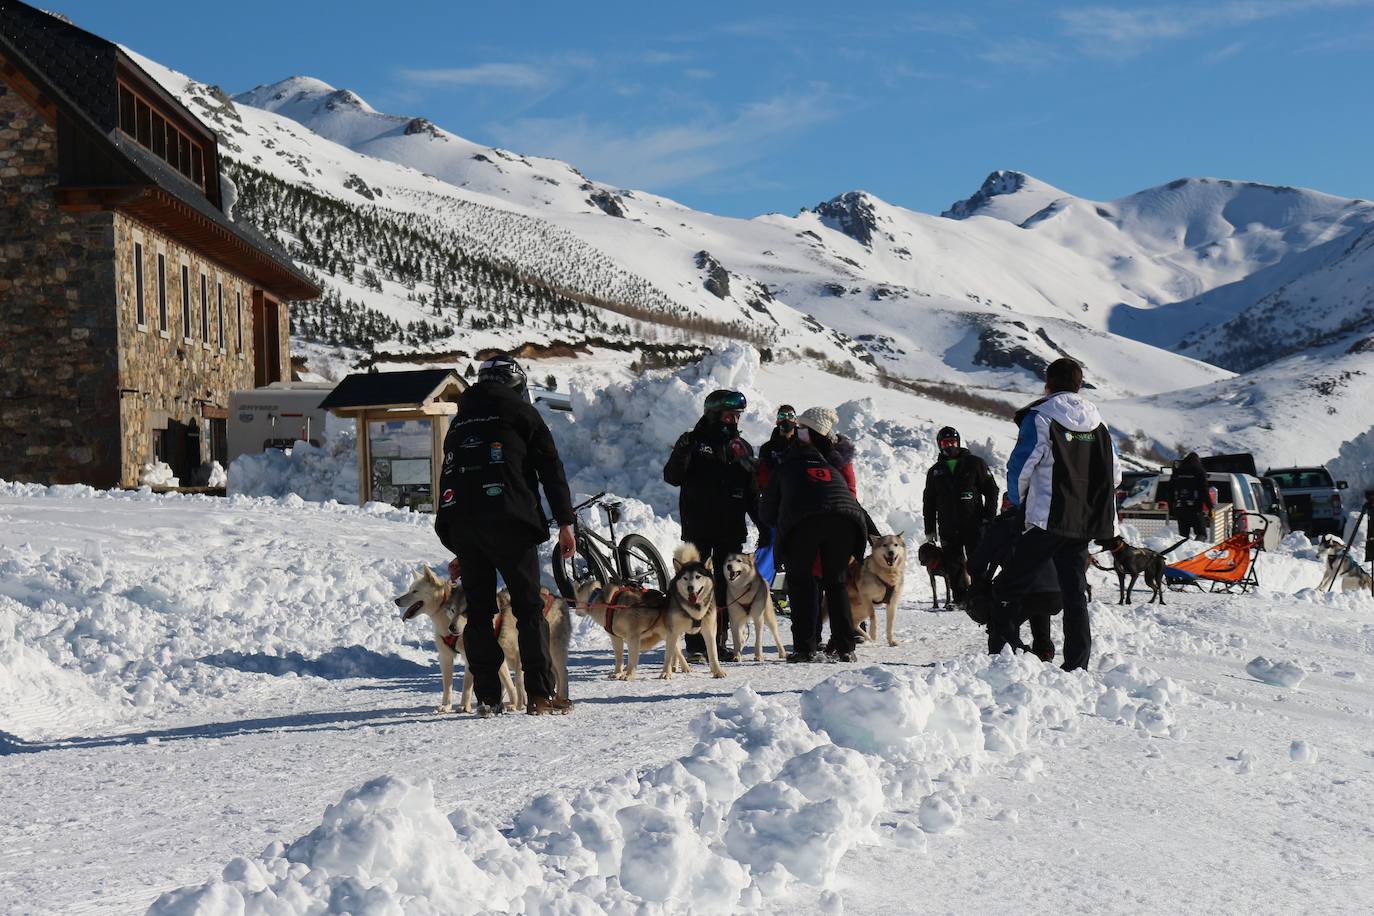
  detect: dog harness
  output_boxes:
[727,579,762,610]
[442,590,557,647]
[847,565,896,605]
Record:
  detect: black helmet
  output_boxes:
[704,389,747,414]
[937,426,960,443]
[477,353,527,390]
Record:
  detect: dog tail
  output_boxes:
[673,543,701,567]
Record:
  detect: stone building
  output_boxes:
[0,1,319,488]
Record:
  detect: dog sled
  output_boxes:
[1165,512,1269,594]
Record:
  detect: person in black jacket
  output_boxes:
[922,426,999,604]
[969,509,1060,662]
[1171,452,1214,541]
[663,389,759,662]
[435,354,576,716]
[760,406,866,663]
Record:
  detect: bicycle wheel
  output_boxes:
[616,533,669,592]
[552,534,611,601]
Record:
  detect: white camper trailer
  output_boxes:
[227,382,335,466]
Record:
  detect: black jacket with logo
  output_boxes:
[434,382,575,551]
[922,447,999,538]
[663,416,759,548]
[759,443,866,557]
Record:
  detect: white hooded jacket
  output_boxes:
[1007,392,1122,537]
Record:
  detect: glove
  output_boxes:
[925,533,938,545]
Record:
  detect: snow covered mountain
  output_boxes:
[115,53,1374,468]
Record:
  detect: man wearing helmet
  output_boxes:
[663,389,760,662]
[922,426,999,605]
[435,353,577,716]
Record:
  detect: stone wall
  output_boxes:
[0,83,123,486]
[113,213,260,485]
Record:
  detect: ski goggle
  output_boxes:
[776,408,796,423]
[705,390,747,413]
[938,437,960,450]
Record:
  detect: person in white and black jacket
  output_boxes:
[994,358,1121,671]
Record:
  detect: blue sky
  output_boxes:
[56,0,1374,217]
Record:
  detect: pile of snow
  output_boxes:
[228,430,359,504]
[1245,656,1307,689]
[0,486,433,738]
[139,462,179,487]
[551,343,975,538]
[151,649,1194,914]
[205,461,228,489]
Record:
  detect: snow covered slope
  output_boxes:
[113,50,1374,466]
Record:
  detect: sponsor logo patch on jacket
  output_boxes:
[460,435,483,449]
[1064,431,1098,443]
[483,483,504,497]
[807,467,833,483]
[440,488,456,507]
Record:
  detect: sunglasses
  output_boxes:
[776,410,796,422]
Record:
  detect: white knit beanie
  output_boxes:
[796,406,838,438]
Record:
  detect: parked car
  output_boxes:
[1263,466,1348,536]
[1121,470,1286,549]
[1116,470,1155,510]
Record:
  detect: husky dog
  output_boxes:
[849,534,908,647]
[574,580,677,681]
[722,552,786,662]
[395,566,571,713]
[1318,535,1372,592]
[662,544,727,679]
[915,541,964,610]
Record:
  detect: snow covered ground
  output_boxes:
[1,481,1372,914]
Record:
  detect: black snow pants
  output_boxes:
[783,516,859,656]
[939,521,983,603]
[684,541,738,657]
[1176,509,1208,541]
[450,525,556,707]
[991,528,1091,671]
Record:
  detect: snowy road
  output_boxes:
[3,485,1374,913]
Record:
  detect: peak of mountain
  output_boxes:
[942,170,1070,223]
[235,77,377,119]
[809,190,883,247]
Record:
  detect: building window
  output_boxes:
[119,84,135,134]
[134,242,146,327]
[116,81,208,189]
[157,254,168,332]
[217,282,225,351]
[236,291,243,353]
[200,274,210,341]
[151,111,166,159]
[181,265,191,340]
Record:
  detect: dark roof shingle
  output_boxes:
[319,369,464,411]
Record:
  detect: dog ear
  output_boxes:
[424,566,444,585]
[869,534,883,546]
[896,531,905,539]
[672,556,684,574]
[704,557,713,572]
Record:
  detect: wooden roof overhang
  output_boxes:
[51,184,320,300]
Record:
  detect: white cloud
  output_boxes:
[1060,0,1374,54]
[486,90,843,191]
[399,62,550,90]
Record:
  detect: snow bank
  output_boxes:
[151,646,1195,914]
[140,461,179,487]
[0,486,435,739]
[550,343,971,539]
[227,429,359,503]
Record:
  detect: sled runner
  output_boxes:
[1165,512,1268,594]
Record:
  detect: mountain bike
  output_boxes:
[551,491,669,601]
